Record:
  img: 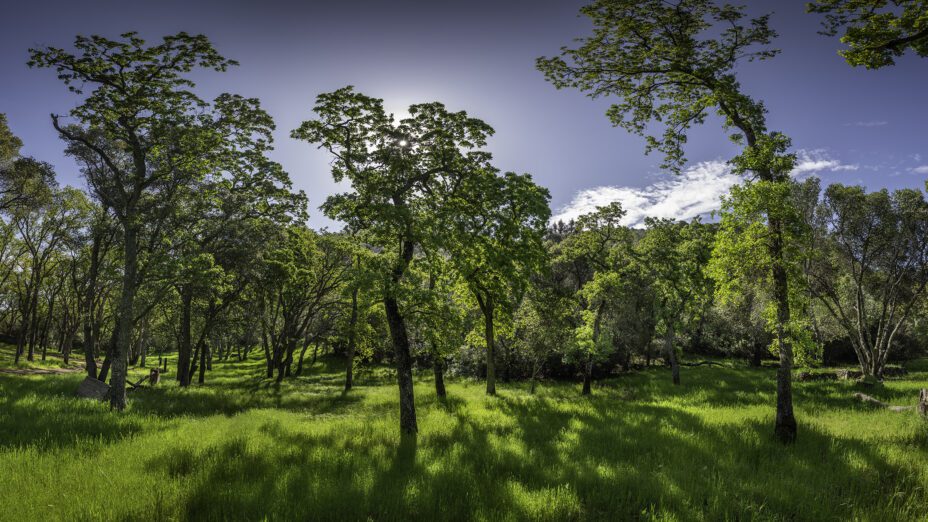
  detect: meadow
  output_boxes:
[1,348,927,521]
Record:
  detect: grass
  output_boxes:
[0,342,84,372]
[1,348,927,521]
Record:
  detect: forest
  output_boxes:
[2,1,928,520]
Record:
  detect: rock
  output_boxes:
[882,366,908,378]
[796,371,838,382]
[837,369,863,380]
[75,376,110,400]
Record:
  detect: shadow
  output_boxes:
[4,350,928,520]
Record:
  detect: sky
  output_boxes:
[1,0,926,228]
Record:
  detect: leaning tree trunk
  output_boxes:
[110,225,139,411]
[98,329,116,383]
[769,217,797,443]
[295,338,312,376]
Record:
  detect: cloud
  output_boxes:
[847,121,888,127]
[911,165,928,175]
[552,150,858,228]
[792,149,859,178]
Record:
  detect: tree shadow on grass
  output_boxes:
[0,368,368,451]
[65,373,923,521]
[0,373,149,450]
[491,390,927,520]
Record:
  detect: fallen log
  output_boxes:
[853,392,915,412]
[126,374,150,391]
[680,361,727,368]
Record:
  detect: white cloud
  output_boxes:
[551,160,737,228]
[792,149,858,178]
[847,121,888,127]
[911,165,928,175]
[552,150,858,228]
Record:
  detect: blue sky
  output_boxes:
[2,0,926,228]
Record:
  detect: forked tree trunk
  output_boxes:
[98,330,116,383]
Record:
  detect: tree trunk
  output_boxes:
[345,286,359,392]
[177,286,193,387]
[665,322,680,385]
[295,338,311,376]
[110,225,139,411]
[198,340,207,384]
[530,359,542,394]
[750,343,763,367]
[433,357,446,398]
[477,293,496,396]
[14,327,24,365]
[384,294,417,435]
[98,329,116,383]
[770,217,797,444]
[262,331,274,378]
[82,234,101,379]
[581,357,593,395]
[276,337,295,383]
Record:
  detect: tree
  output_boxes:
[710,180,823,371]
[293,87,502,435]
[809,0,928,68]
[0,114,56,214]
[11,187,88,363]
[31,32,238,409]
[339,241,381,392]
[637,218,714,385]
[262,227,350,383]
[168,93,304,386]
[537,0,801,442]
[805,183,928,377]
[552,203,631,394]
[445,170,550,395]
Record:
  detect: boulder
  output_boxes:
[75,376,110,400]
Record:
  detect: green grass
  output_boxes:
[0,342,84,372]
[1,352,927,521]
